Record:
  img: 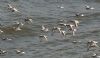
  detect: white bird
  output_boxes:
[7,4,13,9]
[85,5,95,10]
[39,35,48,42]
[12,7,20,12]
[68,20,80,28]
[41,25,49,32]
[87,40,99,51]
[57,5,64,9]
[15,49,25,54]
[56,27,62,33]
[75,13,84,17]
[51,26,59,35]
[88,40,98,47]
[60,30,66,37]
[66,24,77,36]
[92,53,100,58]
[51,26,63,36]
[58,23,67,27]
[1,38,12,41]
[0,49,7,55]
[52,27,58,32]
[13,21,24,31]
[7,4,20,12]
[13,27,22,31]
[24,18,33,23]
[66,24,75,30]
[72,28,77,36]
[0,29,3,33]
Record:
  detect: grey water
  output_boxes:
[0,0,100,58]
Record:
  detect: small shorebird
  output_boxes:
[57,5,64,9]
[68,20,80,28]
[0,29,3,34]
[39,35,48,42]
[24,18,33,23]
[58,23,67,27]
[51,27,57,34]
[1,38,12,41]
[57,27,62,33]
[13,26,22,31]
[66,24,77,36]
[51,26,66,37]
[72,28,77,36]
[92,53,100,58]
[41,25,49,32]
[59,30,66,38]
[52,27,58,32]
[85,5,95,10]
[87,40,99,51]
[15,49,25,54]
[7,4,20,12]
[7,4,13,9]
[0,49,7,55]
[11,7,20,12]
[13,21,24,31]
[75,13,84,17]
[66,24,75,30]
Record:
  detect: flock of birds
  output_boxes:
[0,3,99,58]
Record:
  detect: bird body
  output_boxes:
[85,5,95,10]
[87,40,99,51]
[13,22,24,31]
[7,4,20,12]
[68,20,79,28]
[41,25,49,32]
[0,29,3,33]
[39,35,48,41]
[15,49,25,54]
[24,18,33,23]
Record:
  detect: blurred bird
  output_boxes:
[66,24,77,36]
[7,4,13,9]
[60,30,66,37]
[7,4,20,12]
[39,35,48,42]
[41,25,49,32]
[0,49,7,55]
[24,18,33,23]
[0,29,3,34]
[68,20,80,28]
[15,49,25,55]
[85,5,95,10]
[87,40,99,51]
[57,5,64,9]
[58,23,67,27]
[92,53,100,58]
[75,13,84,17]
[13,21,24,31]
